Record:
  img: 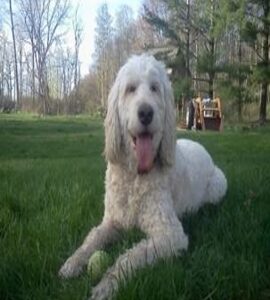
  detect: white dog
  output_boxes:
[59,55,227,300]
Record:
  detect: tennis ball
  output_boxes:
[87,250,111,284]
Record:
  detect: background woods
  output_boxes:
[0,0,269,123]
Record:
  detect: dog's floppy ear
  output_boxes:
[104,78,121,163]
[159,78,176,168]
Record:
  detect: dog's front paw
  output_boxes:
[90,275,117,300]
[59,255,84,278]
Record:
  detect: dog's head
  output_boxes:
[105,55,175,174]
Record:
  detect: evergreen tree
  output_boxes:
[242,0,270,124]
[143,0,193,113]
[216,0,251,121]
[195,0,221,99]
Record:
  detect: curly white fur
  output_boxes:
[59,55,227,300]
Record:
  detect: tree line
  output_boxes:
[0,0,82,115]
[0,0,269,123]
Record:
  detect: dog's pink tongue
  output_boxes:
[136,134,154,174]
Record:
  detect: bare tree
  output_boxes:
[8,0,20,109]
[19,0,70,115]
[93,3,113,109]
[73,4,82,88]
[114,5,136,67]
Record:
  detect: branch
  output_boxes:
[143,5,182,45]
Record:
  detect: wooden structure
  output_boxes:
[187,97,223,131]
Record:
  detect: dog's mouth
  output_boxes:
[132,132,154,174]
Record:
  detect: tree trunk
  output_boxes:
[32,49,35,109]
[9,0,20,110]
[209,37,215,99]
[208,0,215,99]
[186,0,191,99]
[238,38,243,122]
[209,74,214,99]
[260,82,268,124]
[209,37,214,100]
[259,0,270,125]
[259,0,269,124]
[19,44,23,108]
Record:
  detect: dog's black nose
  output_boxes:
[138,103,154,126]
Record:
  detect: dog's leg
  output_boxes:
[59,220,120,278]
[204,166,227,204]
[90,215,188,300]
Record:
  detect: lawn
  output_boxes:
[0,114,269,300]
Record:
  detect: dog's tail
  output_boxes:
[206,166,227,204]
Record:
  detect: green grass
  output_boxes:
[0,114,269,300]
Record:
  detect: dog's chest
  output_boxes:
[105,180,143,228]
[104,166,159,228]
[104,164,171,229]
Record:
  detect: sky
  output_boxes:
[71,0,142,76]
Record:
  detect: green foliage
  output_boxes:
[242,21,258,46]
[143,1,192,99]
[253,63,270,84]
[241,0,270,122]
[197,52,216,76]
[170,52,193,100]
[218,63,251,80]
[172,77,192,102]
[194,0,221,97]
[216,62,252,102]
[217,78,253,105]
[195,0,221,37]
[0,114,270,300]
[222,0,246,24]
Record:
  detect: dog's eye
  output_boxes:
[150,83,159,93]
[126,85,136,94]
